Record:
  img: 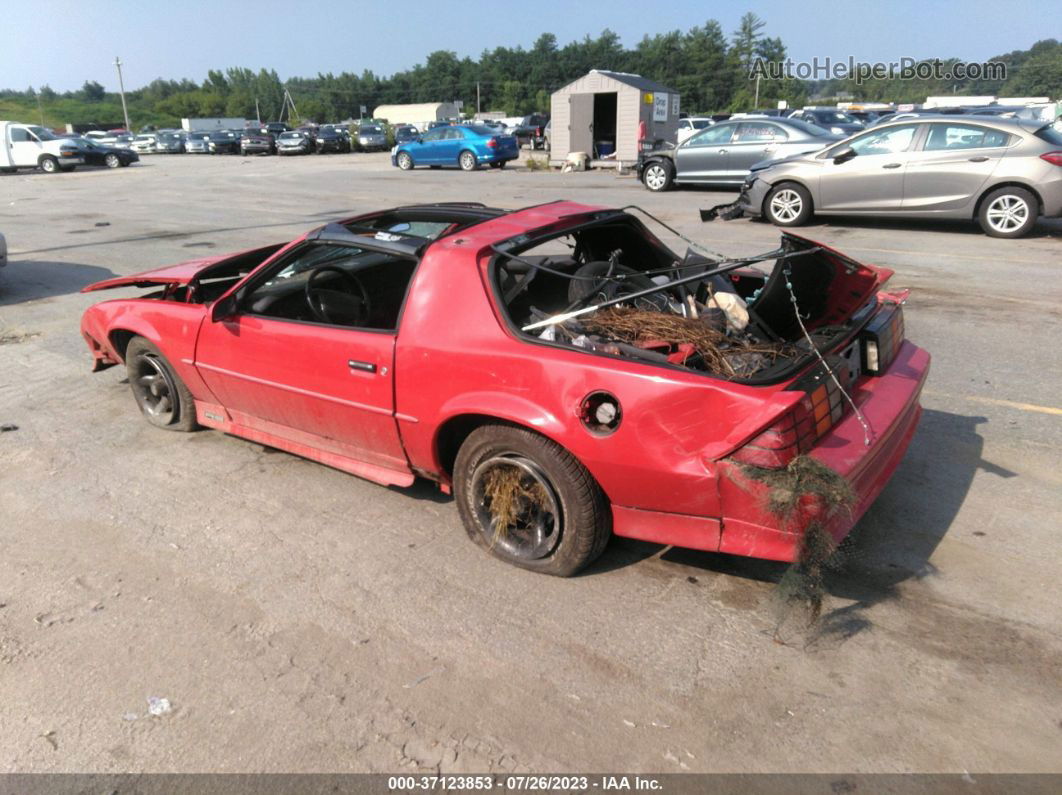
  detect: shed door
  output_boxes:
[569,93,594,154]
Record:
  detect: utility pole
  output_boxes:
[476,81,481,116]
[754,74,761,108]
[255,97,261,125]
[35,90,45,126]
[114,56,131,131]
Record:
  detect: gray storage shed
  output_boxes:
[549,70,680,166]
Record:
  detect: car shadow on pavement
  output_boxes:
[0,260,116,306]
[803,214,1062,239]
[587,409,1000,629]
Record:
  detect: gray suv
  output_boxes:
[736,116,1062,238]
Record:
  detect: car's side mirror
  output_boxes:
[832,146,857,164]
[211,293,238,322]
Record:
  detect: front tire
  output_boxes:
[642,160,673,192]
[978,186,1037,238]
[764,182,813,226]
[454,424,611,576]
[125,337,199,432]
[458,150,478,171]
[105,153,121,169]
[39,156,59,174]
[396,151,413,170]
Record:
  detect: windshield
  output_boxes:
[810,110,857,124]
[359,126,383,135]
[158,132,181,141]
[28,126,58,141]
[279,132,301,140]
[782,118,833,137]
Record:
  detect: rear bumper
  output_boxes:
[716,341,930,561]
[612,342,930,561]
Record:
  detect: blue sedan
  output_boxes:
[392,124,519,171]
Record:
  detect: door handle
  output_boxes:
[347,359,376,373]
[882,162,902,169]
[968,156,990,162]
[717,148,727,154]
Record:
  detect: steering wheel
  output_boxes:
[304,265,371,326]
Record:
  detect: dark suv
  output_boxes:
[513,114,550,150]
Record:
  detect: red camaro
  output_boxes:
[81,201,929,576]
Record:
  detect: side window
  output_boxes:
[422,129,445,142]
[735,122,788,143]
[9,127,32,143]
[242,243,417,331]
[685,124,735,147]
[924,124,1010,151]
[847,125,918,156]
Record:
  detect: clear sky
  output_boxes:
[1,0,1048,92]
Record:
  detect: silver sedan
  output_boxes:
[738,116,1062,238]
[637,117,842,191]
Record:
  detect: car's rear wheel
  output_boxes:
[125,337,199,432]
[396,151,414,170]
[764,182,813,226]
[642,160,673,192]
[454,424,610,576]
[39,156,59,174]
[459,150,478,171]
[105,153,121,169]
[978,186,1037,238]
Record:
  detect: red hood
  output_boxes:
[81,253,234,293]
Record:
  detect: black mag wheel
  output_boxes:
[454,424,610,576]
[126,337,199,431]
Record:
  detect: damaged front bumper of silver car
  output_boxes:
[701,174,769,222]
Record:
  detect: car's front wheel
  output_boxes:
[125,337,199,432]
[39,156,59,174]
[458,150,478,171]
[764,182,813,226]
[396,151,414,170]
[105,153,121,169]
[978,186,1038,238]
[454,424,611,576]
[642,160,673,191]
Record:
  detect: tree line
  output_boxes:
[1,16,1058,129]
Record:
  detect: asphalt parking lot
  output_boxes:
[2,153,1061,774]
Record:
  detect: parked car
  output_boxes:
[394,125,419,144]
[0,121,84,173]
[512,114,549,149]
[676,117,713,144]
[260,122,291,137]
[356,124,388,151]
[847,110,895,125]
[240,130,275,155]
[86,131,135,149]
[315,126,350,154]
[392,124,519,171]
[731,116,1062,238]
[131,134,158,154]
[786,108,865,136]
[77,138,139,168]
[185,132,212,154]
[636,117,842,190]
[207,130,240,154]
[155,131,186,153]
[80,201,929,576]
[276,130,314,155]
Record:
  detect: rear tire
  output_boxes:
[459,150,478,171]
[642,160,673,192]
[454,424,611,577]
[764,182,813,226]
[978,186,1037,238]
[125,337,199,432]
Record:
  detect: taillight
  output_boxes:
[729,407,812,468]
[486,137,498,149]
[535,127,542,136]
[861,304,905,375]
[1040,151,1062,166]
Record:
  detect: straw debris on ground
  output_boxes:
[579,307,792,377]
[482,466,550,545]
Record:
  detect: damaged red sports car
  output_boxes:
[81,201,930,576]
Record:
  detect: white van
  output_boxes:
[1,121,85,173]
